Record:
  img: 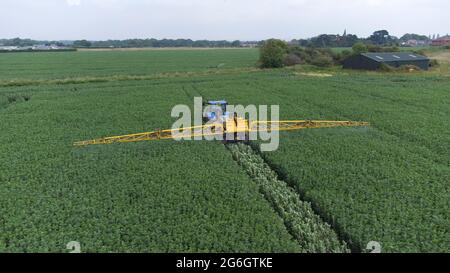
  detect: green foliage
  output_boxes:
[399,33,430,42]
[234,74,448,253]
[336,49,353,63]
[429,59,440,67]
[411,49,427,56]
[299,34,360,48]
[379,63,395,72]
[0,49,448,253]
[201,70,449,253]
[0,49,259,81]
[352,42,368,54]
[285,46,337,67]
[0,79,300,253]
[259,39,288,68]
[309,54,334,67]
[228,144,349,253]
[73,40,92,48]
[283,53,303,66]
[368,30,398,46]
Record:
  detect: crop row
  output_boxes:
[0,80,300,252]
[228,143,349,253]
[0,49,259,81]
[187,71,449,252]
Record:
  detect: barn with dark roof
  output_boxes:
[343,52,430,71]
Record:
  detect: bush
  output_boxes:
[270,44,341,68]
[412,49,427,56]
[310,54,334,67]
[287,46,309,63]
[336,49,353,64]
[259,39,288,68]
[352,42,368,54]
[429,59,440,67]
[379,63,395,72]
[283,53,303,66]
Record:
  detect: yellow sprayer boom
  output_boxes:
[74,120,369,147]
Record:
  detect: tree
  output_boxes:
[369,30,389,45]
[259,39,288,68]
[352,42,368,54]
[399,33,429,42]
[231,40,241,47]
[73,40,92,48]
[368,30,398,45]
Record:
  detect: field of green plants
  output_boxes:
[0,49,258,81]
[0,49,448,252]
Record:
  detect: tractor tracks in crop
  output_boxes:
[181,84,203,100]
[0,94,31,111]
[226,143,352,253]
[0,67,262,88]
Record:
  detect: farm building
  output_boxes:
[431,36,450,46]
[343,52,430,71]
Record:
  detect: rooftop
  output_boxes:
[362,52,429,62]
[433,36,450,41]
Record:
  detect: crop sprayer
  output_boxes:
[74,100,369,147]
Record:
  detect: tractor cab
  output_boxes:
[204,100,230,122]
[203,100,249,143]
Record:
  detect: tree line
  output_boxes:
[0,30,433,49]
[293,30,431,48]
[72,39,244,48]
[259,38,436,69]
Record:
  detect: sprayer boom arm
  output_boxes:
[73,120,369,147]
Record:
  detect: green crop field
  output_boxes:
[0,48,259,81]
[0,48,448,253]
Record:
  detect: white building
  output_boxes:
[0,46,19,51]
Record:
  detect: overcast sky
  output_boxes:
[1,0,448,41]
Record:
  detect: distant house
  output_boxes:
[241,42,259,48]
[343,52,430,71]
[402,39,429,47]
[431,36,450,46]
[32,45,52,50]
[0,46,19,51]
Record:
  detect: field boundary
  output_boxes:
[0,68,261,88]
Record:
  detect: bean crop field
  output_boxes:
[0,49,448,253]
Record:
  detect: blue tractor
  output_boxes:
[203,100,231,123]
[203,100,250,143]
